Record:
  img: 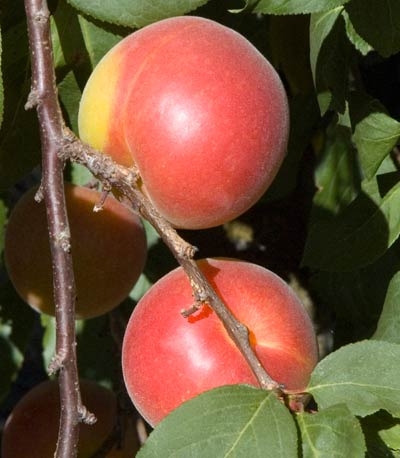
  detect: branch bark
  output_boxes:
[24,1,93,457]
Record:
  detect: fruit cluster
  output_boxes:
[3,15,318,456]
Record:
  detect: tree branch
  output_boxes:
[24,1,93,457]
[61,131,282,393]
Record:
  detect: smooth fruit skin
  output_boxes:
[122,258,318,426]
[78,16,289,229]
[1,379,138,458]
[4,183,147,319]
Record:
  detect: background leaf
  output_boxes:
[353,112,400,180]
[361,411,400,457]
[345,0,400,57]
[303,172,400,271]
[309,8,342,84]
[0,280,36,402]
[66,0,210,28]
[311,125,360,215]
[0,21,41,191]
[0,199,6,263]
[309,240,400,347]
[0,24,3,130]
[309,9,350,113]
[137,385,298,458]
[372,269,400,344]
[297,404,366,458]
[253,0,350,15]
[342,10,373,56]
[309,340,400,417]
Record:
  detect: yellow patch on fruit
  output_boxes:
[78,47,123,153]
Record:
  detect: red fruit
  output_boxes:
[122,258,318,426]
[78,16,289,229]
[1,379,138,457]
[5,183,147,319]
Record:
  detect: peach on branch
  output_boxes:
[4,183,147,319]
[122,258,318,426]
[78,16,289,229]
[1,379,138,457]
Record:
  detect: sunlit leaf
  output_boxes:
[373,270,400,344]
[138,385,297,458]
[353,112,400,180]
[253,0,350,15]
[67,0,210,28]
[309,340,400,417]
[297,404,366,458]
[342,10,373,56]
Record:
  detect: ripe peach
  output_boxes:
[78,16,289,229]
[122,258,318,426]
[1,379,138,457]
[4,183,147,319]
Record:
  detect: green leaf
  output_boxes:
[378,422,400,454]
[58,71,83,134]
[265,93,320,201]
[40,315,56,370]
[50,1,83,69]
[373,269,400,344]
[137,385,297,458]
[253,0,350,15]
[68,163,94,187]
[361,411,400,457]
[0,322,24,402]
[353,112,400,180]
[0,280,36,401]
[297,404,366,458]
[342,10,373,56]
[310,10,350,113]
[0,24,4,130]
[129,273,152,302]
[0,198,6,263]
[345,0,400,57]
[312,126,360,215]
[66,0,210,28]
[269,15,313,95]
[76,315,118,383]
[309,340,400,417]
[51,2,123,85]
[309,241,400,346]
[0,280,36,353]
[0,21,41,191]
[309,8,342,84]
[78,14,124,68]
[303,174,400,271]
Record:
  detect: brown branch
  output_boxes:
[61,131,282,393]
[24,1,93,457]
